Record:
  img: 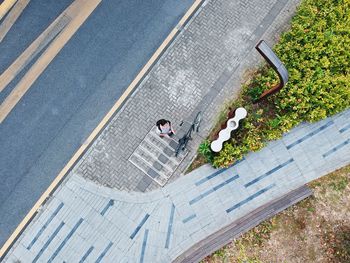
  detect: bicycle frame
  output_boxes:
[175,112,201,157]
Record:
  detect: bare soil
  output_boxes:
[202,165,350,263]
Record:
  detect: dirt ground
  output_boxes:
[202,165,350,263]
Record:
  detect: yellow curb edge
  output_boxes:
[0,0,204,259]
[0,0,17,21]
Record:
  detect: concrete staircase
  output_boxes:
[129,128,187,186]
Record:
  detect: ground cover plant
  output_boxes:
[198,0,350,168]
[202,165,350,263]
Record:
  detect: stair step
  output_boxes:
[129,154,167,186]
[128,127,189,187]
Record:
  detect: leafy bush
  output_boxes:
[201,0,350,168]
[198,140,213,163]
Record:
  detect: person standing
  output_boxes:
[156,119,175,138]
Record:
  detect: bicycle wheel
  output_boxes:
[193,111,202,132]
[175,136,186,157]
[175,142,182,157]
[175,147,179,157]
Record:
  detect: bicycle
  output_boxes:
[175,111,202,157]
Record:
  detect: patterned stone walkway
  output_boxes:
[129,127,188,187]
[71,0,302,192]
[4,109,349,262]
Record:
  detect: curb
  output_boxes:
[0,0,206,259]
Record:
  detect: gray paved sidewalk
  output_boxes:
[4,109,350,262]
[72,0,301,192]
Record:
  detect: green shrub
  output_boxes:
[198,140,213,163]
[200,0,350,168]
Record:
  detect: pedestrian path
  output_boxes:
[1,0,304,255]
[4,108,349,262]
[174,185,313,263]
[129,127,187,186]
[71,0,301,192]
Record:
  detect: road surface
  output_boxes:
[0,0,194,246]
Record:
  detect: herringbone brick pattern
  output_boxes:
[73,0,301,191]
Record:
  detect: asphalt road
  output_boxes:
[0,0,194,246]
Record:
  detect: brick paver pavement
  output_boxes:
[72,0,301,192]
[4,109,350,262]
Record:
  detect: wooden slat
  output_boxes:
[173,185,313,263]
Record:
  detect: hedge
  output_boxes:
[200,0,350,168]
